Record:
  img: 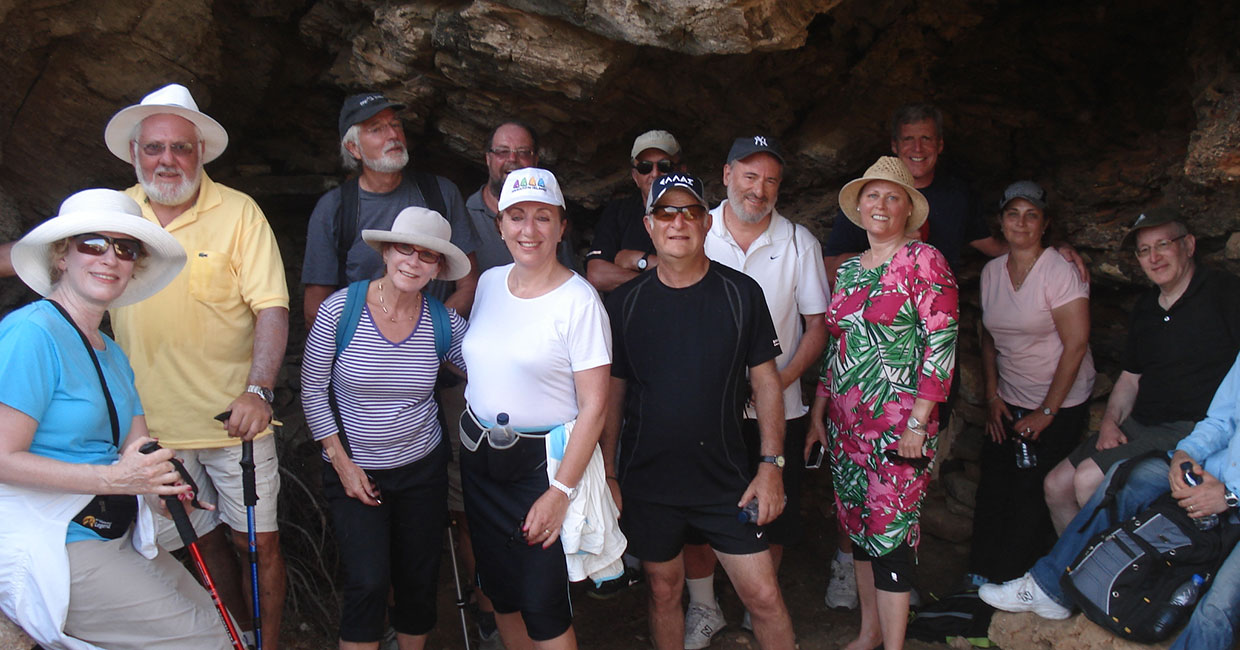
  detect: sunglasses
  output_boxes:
[391,242,442,264]
[73,233,144,262]
[488,147,536,160]
[649,204,708,222]
[633,159,674,175]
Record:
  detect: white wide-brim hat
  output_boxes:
[362,207,471,282]
[11,189,187,307]
[104,83,229,164]
[838,156,930,233]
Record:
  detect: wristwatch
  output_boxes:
[1225,490,1239,510]
[1040,406,1056,416]
[550,478,579,499]
[907,415,924,431]
[637,254,649,270]
[760,455,786,469]
[246,384,274,404]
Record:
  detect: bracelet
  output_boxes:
[907,426,928,437]
[549,478,577,498]
[605,475,619,482]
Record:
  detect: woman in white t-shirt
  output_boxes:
[966,181,1096,587]
[460,168,611,649]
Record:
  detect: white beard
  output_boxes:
[363,145,409,174]
[135,160,202,206]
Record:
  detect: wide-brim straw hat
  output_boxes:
[837,156,930,233]
[104,83,229,164]
[362,207,470,281]
[11,189,187,307]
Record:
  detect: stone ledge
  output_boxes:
[989,611,1173,650]
[0,614,35,648]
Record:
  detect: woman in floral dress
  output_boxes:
[808,157,958,650]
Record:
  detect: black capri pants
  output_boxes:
[322,441,449,642]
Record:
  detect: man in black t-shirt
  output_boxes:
[1045,209,1240,531]
[601,174,795,650]
[585,129,682,293]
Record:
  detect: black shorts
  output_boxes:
[621,496,768,563]
[460,422,571,641]
[854,542,916,593]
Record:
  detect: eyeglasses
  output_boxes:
[137,141,197,157]
[650,204,708,222]
[1135,235,1187,259]
[488,147,536,160]
[633,159,674,175]
[391,243,442,264]
[73,233,145,262]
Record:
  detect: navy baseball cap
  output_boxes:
[727,135,785,165]
[646,173,707,213]
[338,92,405,139]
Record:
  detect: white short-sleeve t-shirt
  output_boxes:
[463,265,612,427]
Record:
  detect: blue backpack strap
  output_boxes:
[424,293,451,361]
[335,280,371,357]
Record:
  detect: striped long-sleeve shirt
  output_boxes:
[302,287,467,469]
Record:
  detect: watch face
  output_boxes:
[1227,492,1239,508]
[637,258,648,270]
[1042,407,1053,416]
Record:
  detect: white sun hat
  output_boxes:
[103,83,229,164]
[11,189,187,307]
[361,207,471,281]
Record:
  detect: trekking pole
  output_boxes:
[241,440,262,650]
[446,514,472,650]
[140,441,246,650]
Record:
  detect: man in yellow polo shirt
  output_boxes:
[104,83,290,650]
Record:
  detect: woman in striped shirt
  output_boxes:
[301,207,471,650]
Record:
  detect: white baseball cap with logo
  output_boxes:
[498,167,566,211]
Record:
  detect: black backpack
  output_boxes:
[1059,456,1240,643]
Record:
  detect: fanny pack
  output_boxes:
[72,494,139,540]
[459,407,555,452]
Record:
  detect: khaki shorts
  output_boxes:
[64,533,233,649]
[157,434,281,550]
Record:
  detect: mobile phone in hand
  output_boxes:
[805,442,825,469]
[883,449,931,470]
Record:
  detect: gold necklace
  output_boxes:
[377,281,418,322]
[1009,252,1040,291]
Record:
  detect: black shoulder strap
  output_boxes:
[1082,449,1166,527]
[45,300,120,447]
[410,171,446,217]
[336,177,362,285]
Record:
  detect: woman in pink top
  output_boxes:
[965,181,1095,586]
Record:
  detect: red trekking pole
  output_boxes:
[141,440,246,650]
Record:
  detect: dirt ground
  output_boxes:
[282,467,972,649]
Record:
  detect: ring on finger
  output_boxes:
[1189,505,1195,512]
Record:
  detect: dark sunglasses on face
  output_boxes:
[73,233,145,262]
[633,159,674,175]
[650,204,708,222]
[391,242,443,264]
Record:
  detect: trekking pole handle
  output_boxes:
[140,441,199,545]
[240,440,258,507]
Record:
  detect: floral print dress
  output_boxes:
[818,241,958,557]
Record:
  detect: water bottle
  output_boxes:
[1181,462,1219,530]
[1149,574,1205,637]
[1011,409,1037,469]
[490,412,518,448]
[737,496,788,524]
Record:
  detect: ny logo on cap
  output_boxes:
[360,94,383,105]
[754,136,768,147]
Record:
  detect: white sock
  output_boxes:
[686,575,716,606]
[835,549,853,564]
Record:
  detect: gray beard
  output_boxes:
[135,161,202,206]
[727,186,773,224]
[363,148,409,174]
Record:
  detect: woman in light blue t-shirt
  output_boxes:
[0,189,231,650]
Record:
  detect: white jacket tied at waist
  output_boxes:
[0,484,158,650]
[545,421,627,583]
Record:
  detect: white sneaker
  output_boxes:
[684,601,727,649]
[979,573,1072,620]
[825,557,859,611]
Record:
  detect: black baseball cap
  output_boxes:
[727,135,785,165]
[646,173,707,213]
[338,92,405,139]
[1120,207,1184,249]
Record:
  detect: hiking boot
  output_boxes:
[825,557,858,611]
[586,565,643,600]
[979,573,1071,620]
[684,601,727,649]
